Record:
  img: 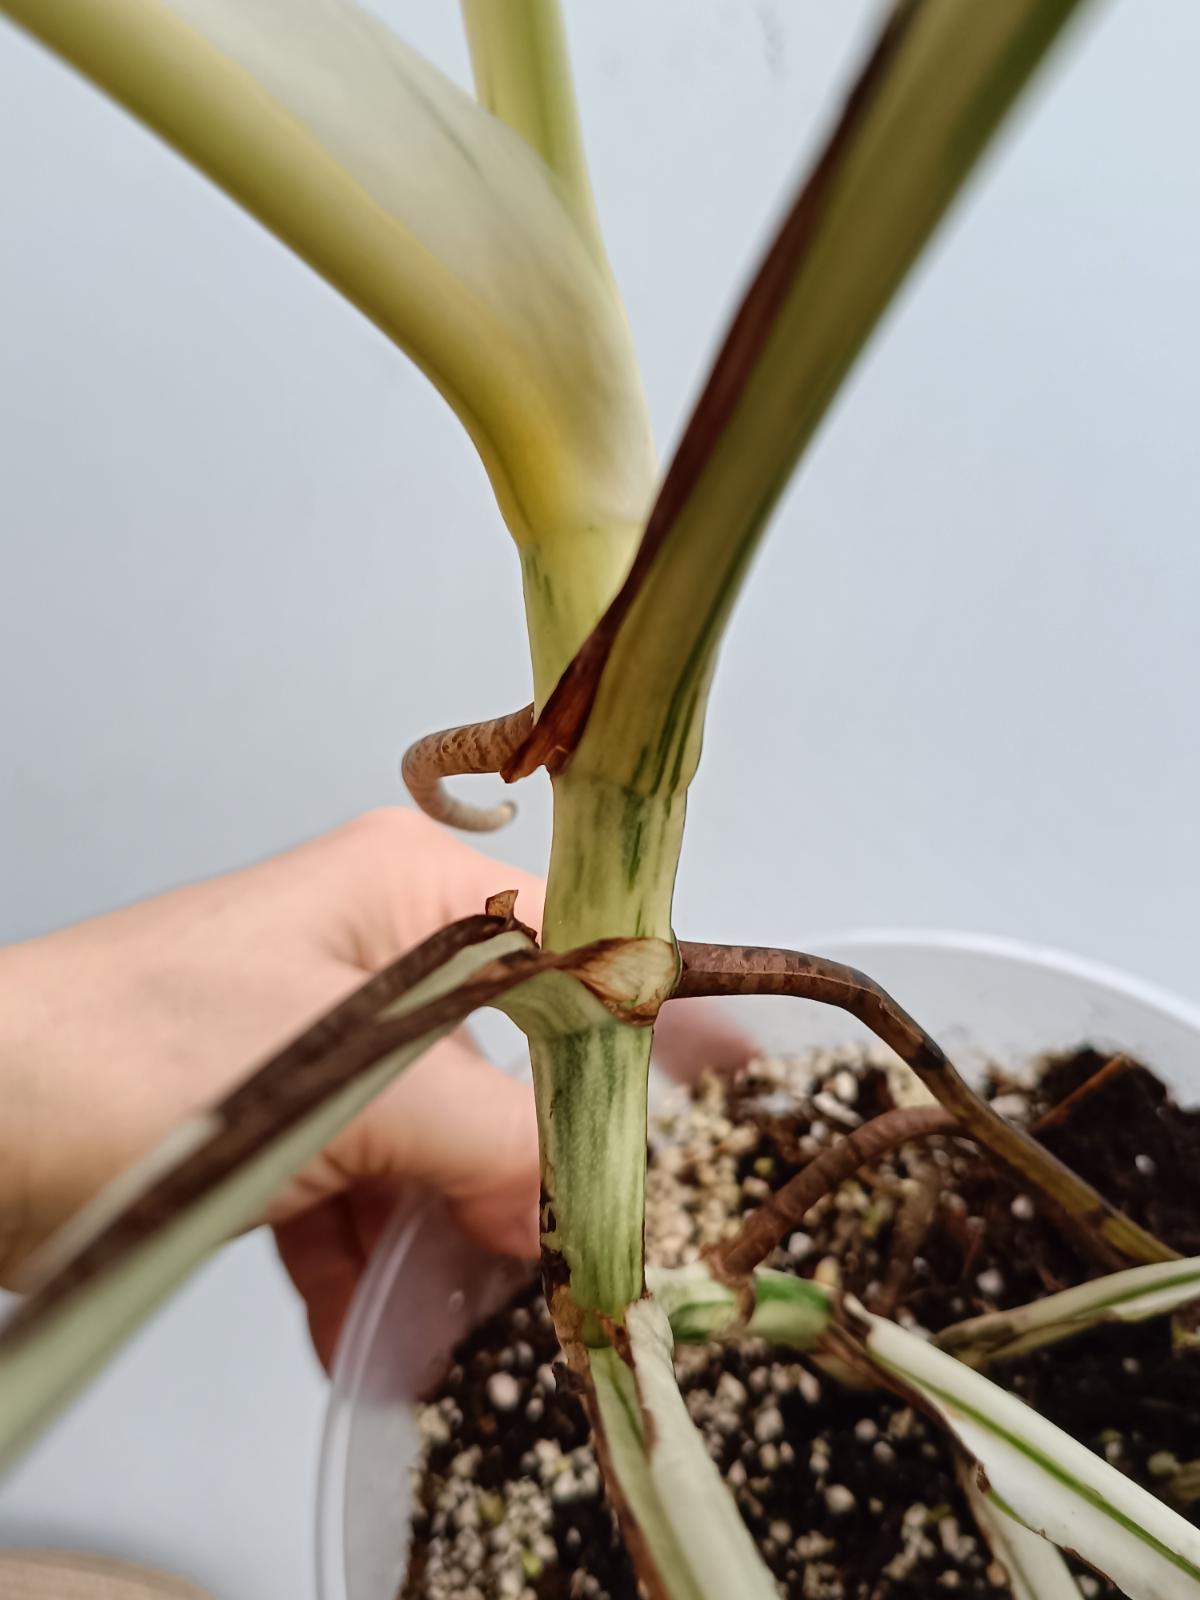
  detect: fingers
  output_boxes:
[311,808,545,974]
[274,1188,385,1372]
[322,1030,541,1258]
[653,994,757,1080]
[418,820,544,937]
[274,1031,539,1369]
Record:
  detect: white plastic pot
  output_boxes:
[316,930,1200,1600]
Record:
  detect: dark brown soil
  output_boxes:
[400,1048,1200,1600]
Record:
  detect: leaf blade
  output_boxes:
[510,0,1095,788]
[1,0,653,546]
[583,1300,778,1600]
[625,1299,779,1600]
[938,1256,1200,1365]
[0,921,525,1468]
[0,921,673,1471]
[957,1455,1081,1600]
[861,1304,1200,1600]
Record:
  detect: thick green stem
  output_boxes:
[460,0,669,1344]
[543,770,686,948]
[520,534,642,710]
[529,1025,651,1326]
[535,769,687,1325]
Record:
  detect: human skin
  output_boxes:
[0,808,746,1366]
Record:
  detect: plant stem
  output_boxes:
[649,1262,832,1350]
[535,771,687,1330]
[585,1345,701,1600]
[528,1024,652,1329]
[543,772,685,949]
[873,1160,942,1318]
[520,536,644,711]
[675,942,1175,1269]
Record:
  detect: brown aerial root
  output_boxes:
[401,704,533,832]
[715,1105,955,1281]
[674,942,1176,1272]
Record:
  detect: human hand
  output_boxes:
[0,810,548,1365]
[0,809,746,1367]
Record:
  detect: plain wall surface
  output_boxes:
[1,3,1197,1595]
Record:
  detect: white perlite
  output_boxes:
[486,1372,522,1411]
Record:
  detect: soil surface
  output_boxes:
[399,1045,1200,1600]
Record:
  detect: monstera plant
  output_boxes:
[2,2,1199,1595]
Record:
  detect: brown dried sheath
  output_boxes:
[402,704,533,831]
[674,941,1175,1271]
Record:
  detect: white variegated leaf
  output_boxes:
[862,1304,1200,1600]
[939,1256,1200,1365]
[1,0,654,549]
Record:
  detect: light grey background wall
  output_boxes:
[1,2,1196,1595]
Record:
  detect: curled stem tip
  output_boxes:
[401,704,534,832]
